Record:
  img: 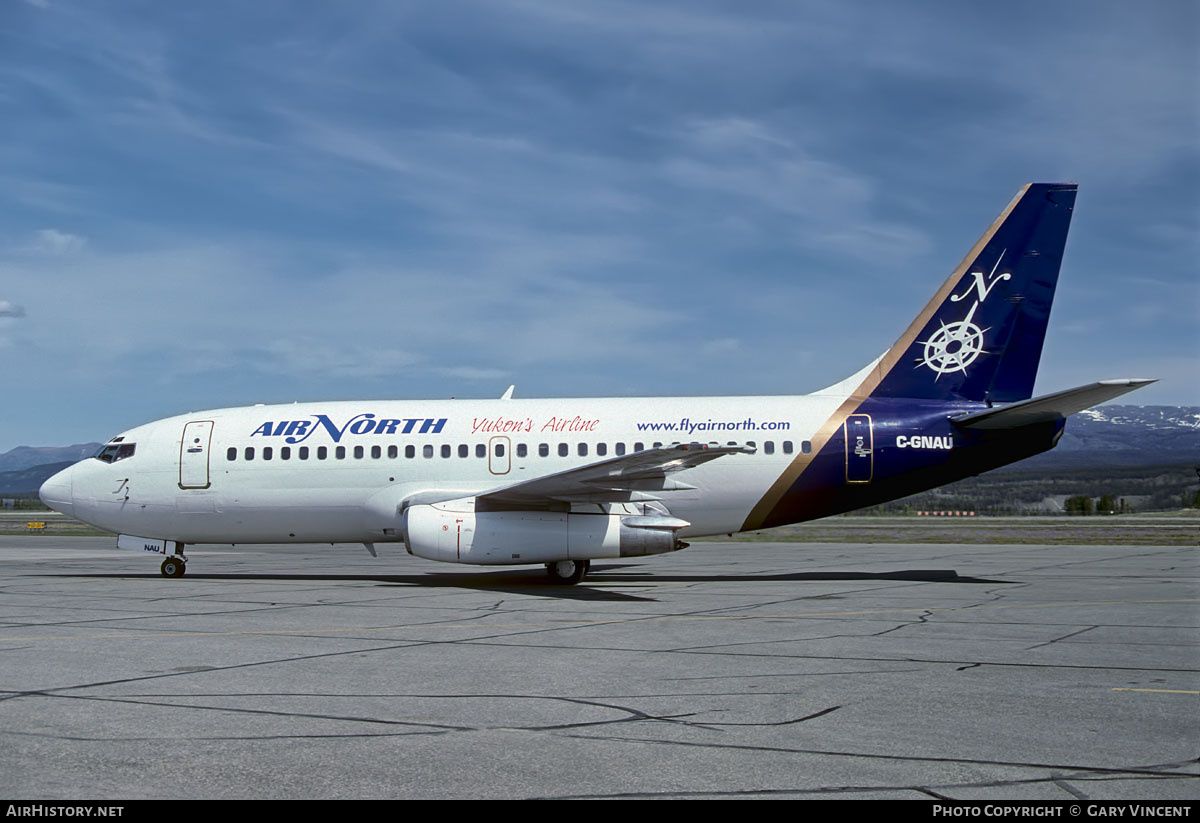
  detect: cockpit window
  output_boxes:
[94,443,136,463]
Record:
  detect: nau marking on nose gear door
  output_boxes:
[845,414,873,483]
[180,420,214,489]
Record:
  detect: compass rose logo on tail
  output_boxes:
[916,251,1009,379]
[870,184,1077,404]
[918,318,988,378]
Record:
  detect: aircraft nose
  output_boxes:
[39,467,75,517]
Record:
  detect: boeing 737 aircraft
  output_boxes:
[40,183,1153,583]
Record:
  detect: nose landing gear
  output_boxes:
[160,554,187,578]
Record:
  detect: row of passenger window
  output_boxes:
[226,440,814,462]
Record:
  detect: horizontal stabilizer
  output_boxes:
[951,379,1157,430]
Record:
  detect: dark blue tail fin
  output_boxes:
[866,183,1077,403]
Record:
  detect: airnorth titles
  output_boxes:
[250,414,447,444]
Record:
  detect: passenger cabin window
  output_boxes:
[300,447,309,460]
[317,446,327,460]
[94,443,137,464]
[764,441,774,455]
[423,445,433,458]
[354,445,364,459]
[244,447,255,461]
[578,443,588,457]
[783,441,793,454]
[476,444,486,458]
[441,445,451,458]
[517,443,527,458]
[371,445,381,459]
[263,447,273,461]
[388,445,398,458]
[458,444,468,458]
[281,447,291,460]
[406,445,415,458]
[539,444,549,457]
[801,440,813,454]
[616,442,626,456]
[226,447,236,462]
[336,446,346,460]
[596,443,607,457]
[558,443,568,457]
[495,443,505,457]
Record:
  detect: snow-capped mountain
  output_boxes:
[1020,405,1199,468]
[1075,406,1200,430]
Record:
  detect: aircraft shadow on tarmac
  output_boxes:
[51,566,1010,602]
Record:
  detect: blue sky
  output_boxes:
[1,0,1196,453]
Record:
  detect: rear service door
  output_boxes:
[844,414,873,483]
[180,420,214,489]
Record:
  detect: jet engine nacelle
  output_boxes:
[402,499,687,565]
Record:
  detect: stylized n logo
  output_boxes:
[950,252,1010,304]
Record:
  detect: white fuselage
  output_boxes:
[49,392,850,546]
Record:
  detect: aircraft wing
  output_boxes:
[473,442,755,510]
[951,378,1157,431]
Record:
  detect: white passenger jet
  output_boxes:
[40,183,1153,583]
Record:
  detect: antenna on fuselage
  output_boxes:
[500,385,515,400]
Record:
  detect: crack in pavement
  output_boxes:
[1025,624,1098,651]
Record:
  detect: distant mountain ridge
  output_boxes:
[1075,405,1200,429]
[0,461,77,497]
[0,443,101,474]
[1019,405,1199,469]
[0,443,101,497]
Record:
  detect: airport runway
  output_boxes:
[1,536,1196,800]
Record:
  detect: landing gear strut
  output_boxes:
[160,555,186,578]
[546,559,589,585]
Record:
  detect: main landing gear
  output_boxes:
[160,555,187,578]
[546,559,589,585]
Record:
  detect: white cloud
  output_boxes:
[701,337,740,355]
[0,301,25,351]
[436,366,510,382]
[0,0,1194,452]
[260,338,423,380]
[31,229,86,254]
[683,117,795,151]
[659,119,929,262]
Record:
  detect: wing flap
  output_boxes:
[476,442,754,509]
